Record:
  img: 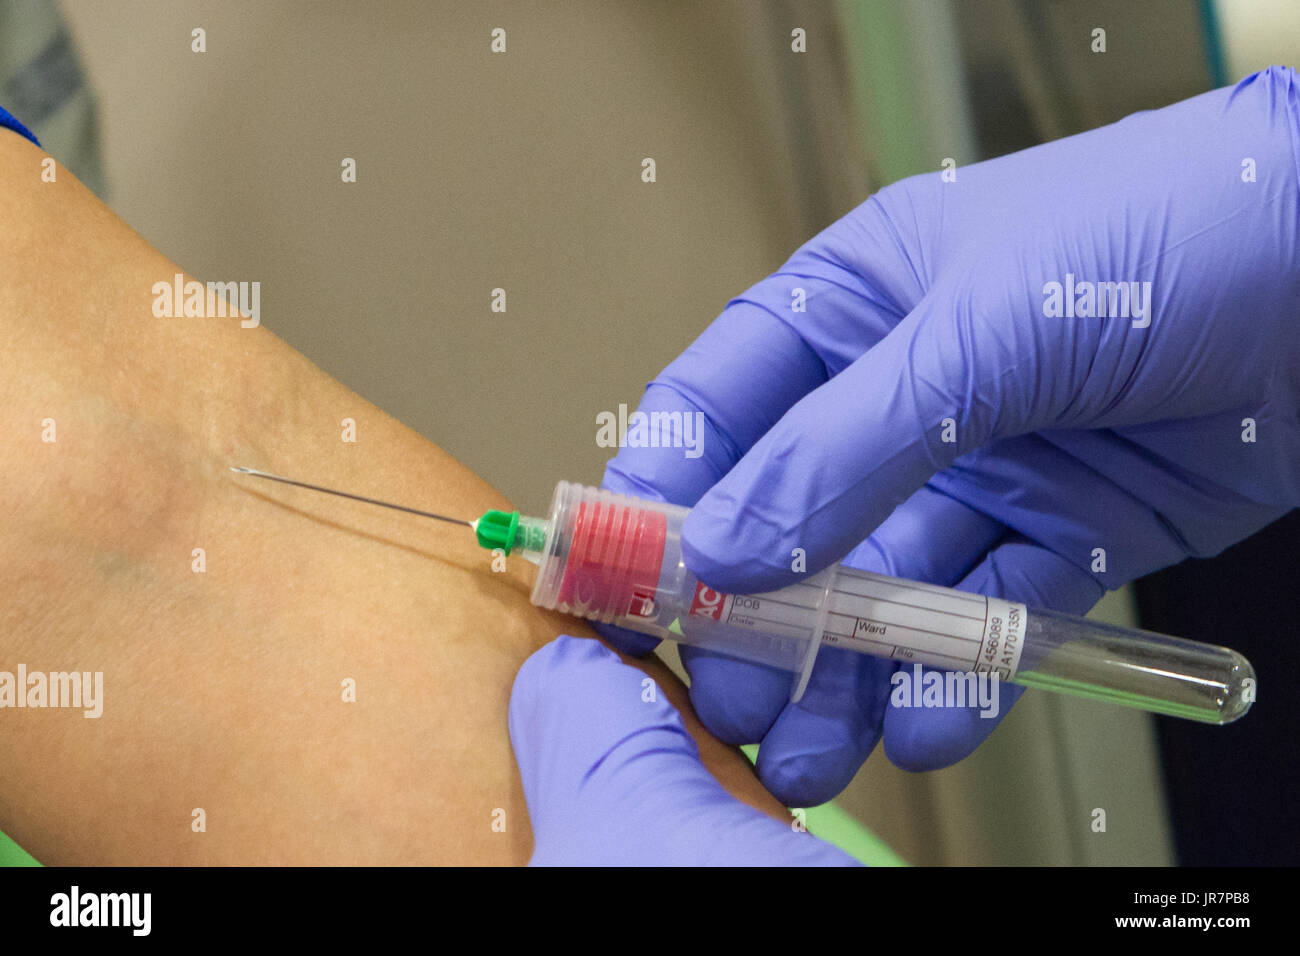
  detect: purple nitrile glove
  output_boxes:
[508,636,858,865]
[599,67,1300,806]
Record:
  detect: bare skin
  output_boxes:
[0,130,785,864]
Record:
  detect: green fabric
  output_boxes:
[0,830,39,866]
[837,0,924,187]
[837,0,976,188]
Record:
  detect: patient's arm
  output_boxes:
[0,130,783,864]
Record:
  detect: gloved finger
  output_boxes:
[600,187,928,516]
[930,434,1190,590]
[590,620,662,658]
[745,486,1007,806]
[883,535,1103,771]
[683,283,1049,594]
[602,384,735,506]
[683,486,1005,806]
[509,635,857,865]
[640,194,924,466]
[748,648,895,807]
[838,483,1004,583]
[679,645,792,746]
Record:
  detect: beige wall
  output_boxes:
[59,1,828,517]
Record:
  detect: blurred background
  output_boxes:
[1,0,1296,865]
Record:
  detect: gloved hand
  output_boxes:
[508,635,858,865]
[601,66,1300,805]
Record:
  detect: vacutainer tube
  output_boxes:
[522,482,1254,725]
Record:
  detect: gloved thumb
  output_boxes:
[684,292,1036,593]
[508,635,858,865]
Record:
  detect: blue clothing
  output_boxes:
[0,103,40,146]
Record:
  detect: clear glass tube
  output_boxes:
[525,482,1255,724]
[1013,606,1253,723]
